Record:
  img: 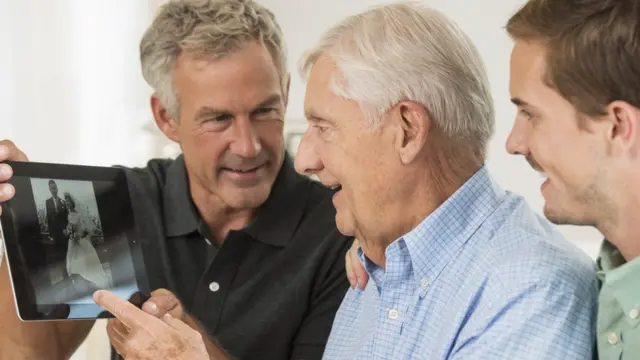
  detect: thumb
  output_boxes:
[142,289,182,317]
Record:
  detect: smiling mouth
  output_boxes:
[221,164,264,173]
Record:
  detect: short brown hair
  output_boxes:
[506,0,640,118]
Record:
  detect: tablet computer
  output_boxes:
[0,160,150,321]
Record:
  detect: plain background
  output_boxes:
[0,1,604,359]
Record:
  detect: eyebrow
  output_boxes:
[194,94,283,120]
[304,110,334,125]
[510,97,528,107]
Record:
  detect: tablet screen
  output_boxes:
[0,162,149,320]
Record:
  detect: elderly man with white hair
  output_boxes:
[294,2,598,359]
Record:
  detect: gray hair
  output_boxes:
[140,0,288,120]
[300,2,494,160]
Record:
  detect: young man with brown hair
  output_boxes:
[505,0,640,359]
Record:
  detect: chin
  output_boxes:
[335,212,356,237]
[225,184,272,209]
[543,204,593,226]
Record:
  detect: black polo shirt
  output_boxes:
[111,153,353,360]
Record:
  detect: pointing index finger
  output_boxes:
[94,290,156,330]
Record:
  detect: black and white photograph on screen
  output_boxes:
[30,178,113,302]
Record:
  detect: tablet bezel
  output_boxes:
[0,160,150,321]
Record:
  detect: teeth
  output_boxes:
[538,172,548,179]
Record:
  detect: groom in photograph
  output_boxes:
[45,179,69,278]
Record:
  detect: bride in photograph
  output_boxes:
[63,192,110,292]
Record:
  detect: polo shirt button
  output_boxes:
[629,308,639,320]
[209,281,220,292]
[607,332,619,345]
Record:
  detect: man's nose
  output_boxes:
[294,132,323,176]
[230,118,261,158]
[505,120,529,156]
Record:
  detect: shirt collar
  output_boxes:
[597,239,640,324]
[163,152,309,247]
[404,165,506,297]
[596,239,627,277]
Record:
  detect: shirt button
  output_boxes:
[388,309,399,320]
[607,332,619,345]
[629,308,639,320]
[421,278,430,288]
[209,281,220,292]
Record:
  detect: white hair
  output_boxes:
[300,1,494,160]
[140,0,288,120]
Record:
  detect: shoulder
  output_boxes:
[112,157,176,200]
[451,190,597,303]
[478,193,597,301]
[114,157,174,185]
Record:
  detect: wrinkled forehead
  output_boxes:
[175,46,284,113]
[304,56,347,119]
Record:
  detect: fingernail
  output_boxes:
[0,164,10,176]
[163,313,172,320]
[143,301,158,314]
[2,184,13,196]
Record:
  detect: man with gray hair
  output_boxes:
[296,2,598,359]
[0,0,352,359]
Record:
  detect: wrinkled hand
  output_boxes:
[345,238,369,290]
[107,289,184,356]
[95,290,209,360]
[0,140,29,217]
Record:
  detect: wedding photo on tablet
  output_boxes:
[31,178,113,301]
[0,161,149,320]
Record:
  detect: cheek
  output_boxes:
[186,133,228,168]
[256,122,284,150]
[533,136,591,187]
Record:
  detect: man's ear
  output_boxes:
[607,100,640,158]
[393,101,430,164]
[151,94,180,143]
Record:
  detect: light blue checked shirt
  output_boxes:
[323,166,598,360]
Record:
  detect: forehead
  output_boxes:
[174,41,282,110]
[509,40,548,98]
[304,56,362,122]
[304,56,337,109]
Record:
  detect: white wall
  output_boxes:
[1,1,603,359]
[2,0,156,168]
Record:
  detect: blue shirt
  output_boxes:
[323,166,598,360]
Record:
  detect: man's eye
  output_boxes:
[214,114,232,122]
[519,109,533,120]
[256,108,275,114]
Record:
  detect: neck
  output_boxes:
[599,185,640,261]
[361,160,480,268]
[189,179,255,245]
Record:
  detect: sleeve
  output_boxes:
[45,200,54,229]
[289,233,353,360]
[450,265,599,360]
